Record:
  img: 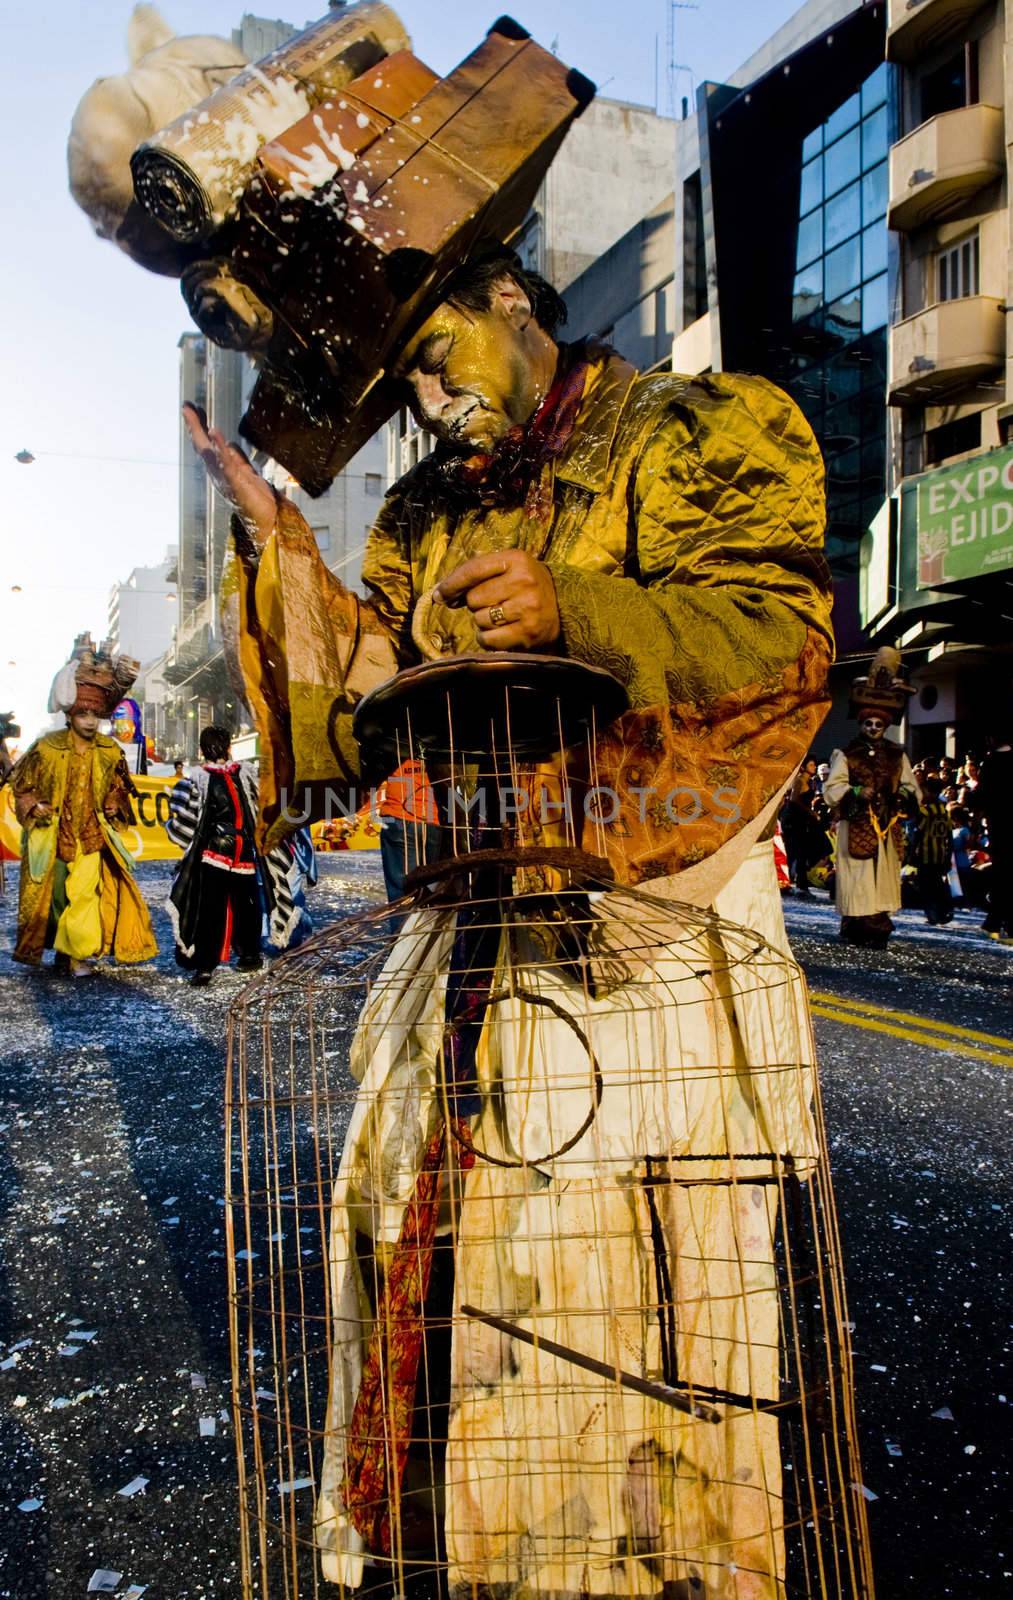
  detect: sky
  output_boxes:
[0,0,808,746]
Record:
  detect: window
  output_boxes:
[827,290,862,343]
[862,273,889,334]
[920,42,977,122]
[796,210,822,268]
[311,525,330,552]
[825,236,861,302]
[824,127,861,199]
[825,91,861,144]
[365,472,383,497]
[861,62,889,116]
[938,233,979,301]
[825,180,861,250]
[925,412,982,464]
[862,222,888,282]
[861,162,888,225]
[861,104,888,170]
[683,172,708,323]
[793,260,823,322]
[800,157,823,216]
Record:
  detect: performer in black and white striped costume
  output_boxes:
[166,725,310,985]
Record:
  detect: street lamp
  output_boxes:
[14,450,34,465]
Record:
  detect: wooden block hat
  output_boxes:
[130,11,595,494]
[849,646,916,722]
[50,645,140,718]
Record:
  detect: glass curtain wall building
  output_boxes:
[791,63,891,600]
[691,2,889,657]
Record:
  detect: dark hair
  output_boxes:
[923,775,942,797]
[442,244,568,336]
[199,724,232,762]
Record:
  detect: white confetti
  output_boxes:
[199,1416,216,1437]
[277,1477,313,1494]
[117,1476,149,1498]
[18,1498,42,1513]
[932,1406,955,1421]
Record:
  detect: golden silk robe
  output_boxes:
[226,354,834,871]
[11,731,157,967]
[226,354,840,1597]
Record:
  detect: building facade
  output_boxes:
[860,0,1013,757]
[107,549,177,665]
[669,1,890,750]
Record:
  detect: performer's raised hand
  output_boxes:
[182,402,278,547]
[437,550,561,650]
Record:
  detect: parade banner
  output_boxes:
[916,445,1013,588]
[0,774,182,864]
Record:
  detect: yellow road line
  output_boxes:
[810,989,1013,1052]
[809,1004,1013,1068]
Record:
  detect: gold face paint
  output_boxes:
[397,296,544,452]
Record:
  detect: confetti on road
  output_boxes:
[87,1572,122,1593]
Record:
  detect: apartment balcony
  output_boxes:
[888,104,1004,232]
[888,0,990,62]
[888,295,1005,403]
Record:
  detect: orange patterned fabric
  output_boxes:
[587,629,832,884]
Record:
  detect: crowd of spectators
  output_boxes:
[779,736,1012,943]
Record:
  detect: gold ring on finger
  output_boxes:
[489,604,508,627]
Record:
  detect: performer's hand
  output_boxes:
[31,802,53,822]
[437,550,561,650]
[858,785,874,801]
[182,403,278,546]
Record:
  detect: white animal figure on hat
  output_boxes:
[67,5,247,269]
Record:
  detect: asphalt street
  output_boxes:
[0,857,1009,1599]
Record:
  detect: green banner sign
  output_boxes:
[916,445,1013,589]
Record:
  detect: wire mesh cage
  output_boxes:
[225,657,874,1600]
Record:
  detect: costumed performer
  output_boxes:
[183,240,849,1600]
[10,649,157,973]
[823,647,920,948]
[165,723,312,984]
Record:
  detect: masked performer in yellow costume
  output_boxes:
[187,245,846,1598]
[11,650,157,973]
